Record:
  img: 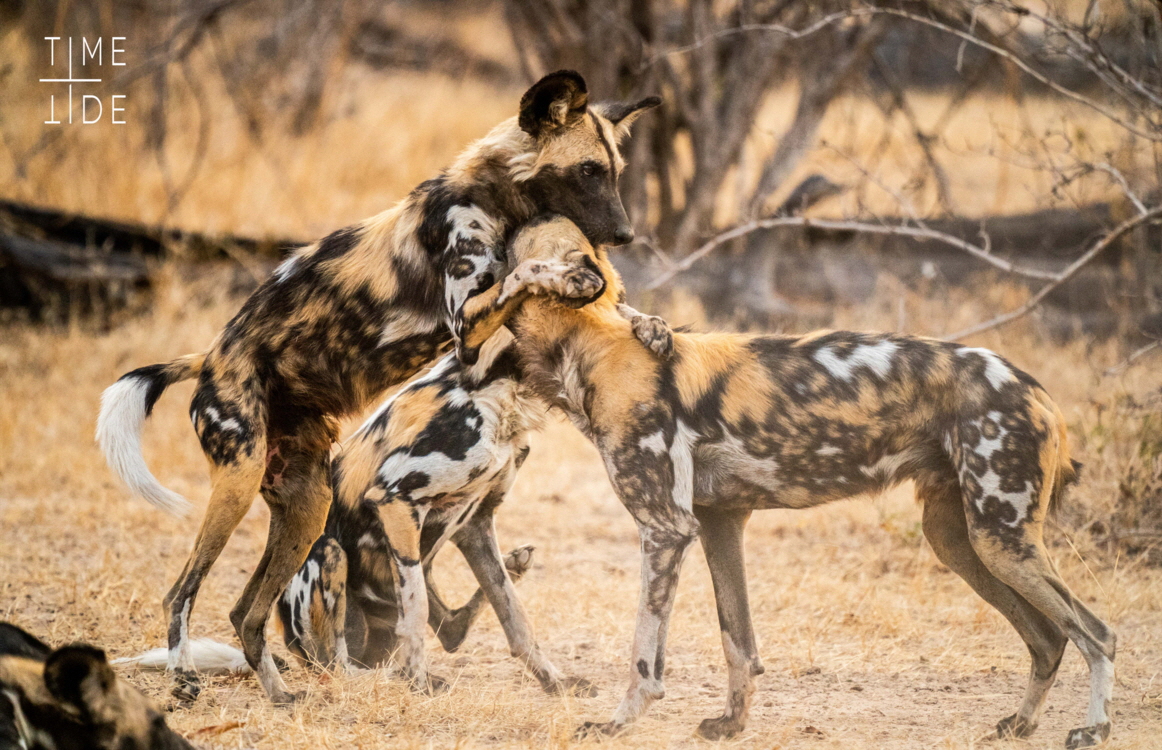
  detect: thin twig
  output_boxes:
[945,206,1162,341]
[644,216,1061,291]
[1104,340,1162,377]
[646,6,1161,141]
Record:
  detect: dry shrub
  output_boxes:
[1068,389,1162,566]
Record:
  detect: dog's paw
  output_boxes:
[630,314,673,359]
[409,672,449,695]
[1065,723,1110,749]
[992,713,1037,740]
[269,689,304,706]
[546,675,597,698]
[557,267,604,301]
[504,544,536,581]
[170,670,201,703]
[696,714,745,740]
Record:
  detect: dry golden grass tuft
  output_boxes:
[1,266,1160,750]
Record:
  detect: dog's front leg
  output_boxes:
[578,520,697,737]
[450,259,603,365]
[373,498,445,693]
[615,304,674,359]
[452,514,595,697]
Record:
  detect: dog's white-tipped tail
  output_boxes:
[97,355,204,517]
[113,639,251,675]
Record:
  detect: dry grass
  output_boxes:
[1,267,1161,750]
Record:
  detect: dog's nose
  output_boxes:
[613,227,635,245]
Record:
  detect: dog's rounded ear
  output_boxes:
[519,70,589,139]
[598,96,662,141]
[43,645,117,721]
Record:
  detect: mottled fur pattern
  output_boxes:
[274,337,564,694]
[96,71,660,704]
[0,622,193,750]
[508,218,1114,749]
[275,221,673,695]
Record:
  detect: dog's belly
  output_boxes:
[691,432,926,510]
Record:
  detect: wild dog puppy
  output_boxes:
[508,219,1115,749]
[277,217,673,693]
[96,70,662,704]
[0,623,194,750]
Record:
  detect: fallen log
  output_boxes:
[0,199,301,324]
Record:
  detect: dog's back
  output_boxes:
[508,218,1110,747]
[278,331,544,669]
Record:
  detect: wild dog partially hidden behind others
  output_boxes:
[0,622,194,750]
[276,217,671,695]
[96,71,662,704]
[507,218,1115,750]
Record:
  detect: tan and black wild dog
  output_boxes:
[275,218,671,695]
[506,218,1115,750]
[0,622,194,750]
[97,70,662,704]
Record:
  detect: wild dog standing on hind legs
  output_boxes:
[96,70,665,704]
[506,218,1115,749]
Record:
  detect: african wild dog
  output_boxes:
[275,218,672,694]
[0,622,194,750]
[96,70,661,704]
[506,218,1115,749]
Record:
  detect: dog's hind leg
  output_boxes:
[430,544,536,653]
[233,444,331,704]
[693,506,764,740]
[955,410,1115,749]
[453,514,593,696]
[163,455,264,701]
[965,524,1115,748]
[374,497,446,693]
[920,475,1067,741]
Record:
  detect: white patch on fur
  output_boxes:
[639,430,667,455]
[446,205,501,246]
[507,151,538,182]
[814,339,899,381]
[859,450,916,483]
[463,327,515,384]
[962,411,1032,524]
[956,347,1015,390]
[669,421,697,512]
[116,639,251,675]
[700,432,782,496]
[166,599,192,672]
[96,376,191,516]
[4,688,55,750]
[1082,644,1115,726]
[817,443,842,456]
[272,254,301,283]
[443,205,504,331]
[378,310,440,348]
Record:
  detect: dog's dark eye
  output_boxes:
[579,162,602,178]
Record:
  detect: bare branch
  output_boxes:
[1104,340,1162,377]
[945,206,1162,341]
[644,215,1064,291]
[651,6,1161,141]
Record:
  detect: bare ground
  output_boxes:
[2,408,1160,749]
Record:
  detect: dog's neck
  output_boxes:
[510,249,643,427]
